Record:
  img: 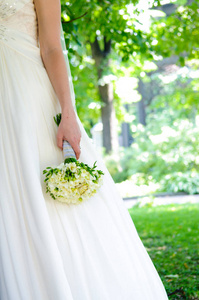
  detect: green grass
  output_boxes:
[128,203,199,299]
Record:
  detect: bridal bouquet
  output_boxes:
[43,114,104,205]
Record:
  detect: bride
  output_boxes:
[0,0,168,299]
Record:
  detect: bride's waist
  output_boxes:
[0,25,44,67]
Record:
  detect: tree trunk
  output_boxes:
[90,38,118,153]
[137,78,147,126]
[99,82,118,152]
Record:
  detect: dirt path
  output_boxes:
[123,194,199,209]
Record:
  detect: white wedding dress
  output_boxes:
[0,1,168,299]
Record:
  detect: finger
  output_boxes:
[57,135,64,150]
[75,148,81,160]
[72,144,81,160]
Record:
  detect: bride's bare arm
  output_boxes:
[34,0,81,159]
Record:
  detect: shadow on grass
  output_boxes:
[128,204,199,300]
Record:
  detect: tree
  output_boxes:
[61,0,199,152]
[135,0,199,127]
[61,0,149,153]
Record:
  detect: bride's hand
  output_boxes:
[56,109,82,160]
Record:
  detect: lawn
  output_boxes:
[128,203,199,299]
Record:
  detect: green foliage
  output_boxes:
[61,0,199,62]
[59,0,199,167]
[104,65,199,195]
[59,0,199,133]
[149,0,199,62]
[61,0,149,59]
[54,113,62,126]
[129,204,199,299]
[70,56,101,135]
[106,119,199,194]
[104,154,127,183]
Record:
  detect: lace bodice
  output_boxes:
[0,0,38,42]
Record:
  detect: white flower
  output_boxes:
[44,161,104,205]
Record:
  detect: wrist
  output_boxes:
[61,104,75,115]
[61,106,76,119]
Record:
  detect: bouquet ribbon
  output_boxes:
[63,140,76,159]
